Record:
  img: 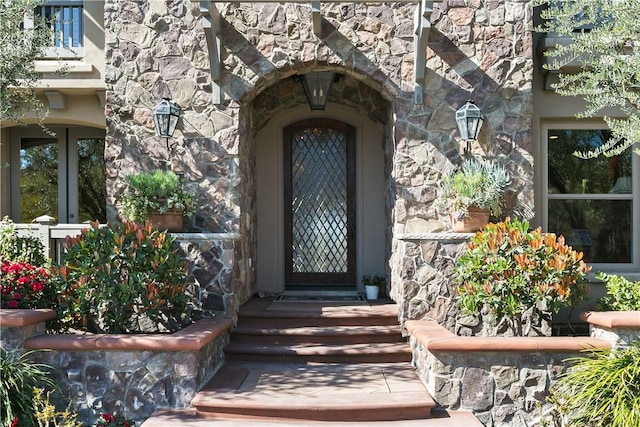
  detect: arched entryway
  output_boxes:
[255,103,387,295]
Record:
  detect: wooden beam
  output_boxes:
[312,1,322,37]
[200,1,222,104]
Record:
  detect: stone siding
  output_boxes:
[104,0,535,314]
[392,233,470,328]
[173,233,246,320]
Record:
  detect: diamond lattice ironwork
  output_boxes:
[291,127,348,273]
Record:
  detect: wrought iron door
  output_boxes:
[284,119,356,286]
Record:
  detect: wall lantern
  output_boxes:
[301,72,335,110]
[153,98,181,138]
[455,100,484,155]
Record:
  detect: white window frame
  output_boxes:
[541,121,640,278]
[9,126,105,224]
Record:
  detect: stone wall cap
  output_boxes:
[580,311,640,329]
[170,232,239,241]
[24,318,233,352]
[0,309,57,328]
[398,232,473,241]
[406,319,610,353]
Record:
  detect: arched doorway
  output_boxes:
[256,104,386,294]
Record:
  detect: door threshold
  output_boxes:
[280,289,359,297]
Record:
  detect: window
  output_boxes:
[542,124,638,273]
[30,1,84,58]
[10,126,106,224]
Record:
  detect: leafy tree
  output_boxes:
[535,0,640,157]
[0,0,56,125]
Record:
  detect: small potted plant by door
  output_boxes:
[437,157,510,232]
[362,273,385,300]
[121,170,196,232]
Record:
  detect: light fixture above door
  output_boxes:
[301,72,335,110]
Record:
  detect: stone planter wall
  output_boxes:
[406,319,611,427]
[581,311,640,349]
[0,310,232,426]
[392,233,470,330]
[172,232,245,321]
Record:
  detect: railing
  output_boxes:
[32,1,84,58]
[12,216,94,264]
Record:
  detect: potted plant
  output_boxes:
[362,273,385,300]
[453,217,590,336]
[437,157,510,232]
[121,170,196,232]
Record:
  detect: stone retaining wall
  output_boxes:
[392,233,471,330]
[581,311,640,349]
[0,309,232,426]
[405,319,610,427]
[172,233,247,321]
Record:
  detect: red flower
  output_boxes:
[11,416,18,427]
[7,300,18,308]
[100,413,114,422]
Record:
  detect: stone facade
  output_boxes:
[103,0,534,316]
[173,233,245,321]
[392,233,469,328]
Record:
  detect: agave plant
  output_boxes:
[438,157,510,220]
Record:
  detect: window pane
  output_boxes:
[548,199,632,263]
[547,130,632,194]
[77,138,106,223]
[20,138,58,222]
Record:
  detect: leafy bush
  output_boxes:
[549,341,640,427]
[1,261,57,309]
[121,170,196,222]
[1,348,56,427]
[454,217,591,335]
[596,272,640,311]
[438,157,510,220]
[0,217,48,266]
[56,221,194,333]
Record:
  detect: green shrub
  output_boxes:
[55,221,194,333]
[0,217,47,266]
[454,217,591,335]
[121,170,196,222]
[596,272,640,311]
[1,348,56,427]
[549,341,640,427]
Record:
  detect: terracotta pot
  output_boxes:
[147,211,184,232]
[451,206,490,233]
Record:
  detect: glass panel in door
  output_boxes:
[284,119,356,286]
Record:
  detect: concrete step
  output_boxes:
[190,362,436,422]
[231,324,405,344]
[142,409,485,426]
[236,297,400,327]
[224,341,412,363]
